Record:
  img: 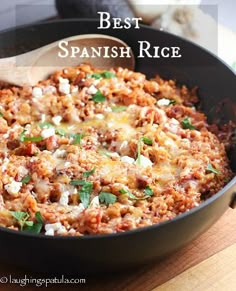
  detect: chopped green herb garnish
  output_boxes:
[169,100,177,105]
[90,71,116,79]
[39,122,53,129]
[119,188,139,200]
[206,163,220,174]
[25,211,44,234]
[11,211,30,230]
[181,117,196,130]
[56,128,66,136]
[35,211,44,224]
[70,179,93,208]
[98,150,113,157]
[92,90,106,103]
[142,137,153,146]
[25,221,34,227]
[25,222,42,233]
[11,211,28,222]
[143,186,154,196]
[20,130,43,142]
[71,133,86,145]
[79,181,93,208]
[0,112,3,117]
[90,73,102,79]
[21,175,31,184]
[119,189,127,194]
[111,106,127,112]
[83,168,96,178]
[23,136,43,142]
[70,179,87,186]
[20,130,27,142]
[124,189,139,200]
[99,192,117,205]
[101,71,116,79]
[119,188,153,200]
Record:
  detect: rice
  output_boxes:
[0,64,234,235]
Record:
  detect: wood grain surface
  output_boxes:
[0,208,235,291]
[155,243,236,291]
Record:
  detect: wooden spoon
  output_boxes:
[0,34,135,87]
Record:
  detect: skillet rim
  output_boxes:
[0,18,235,240]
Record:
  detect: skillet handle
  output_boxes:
[230,192,236,209]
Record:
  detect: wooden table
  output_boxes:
[0,208,235,291]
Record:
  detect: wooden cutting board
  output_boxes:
[0,208,235,291]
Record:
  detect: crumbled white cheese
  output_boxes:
[45,228,54,236]
[64,162,71,168]
[52,115,62,126]
[4,180,22,196]
[68,228,76,234]
[90,196,100,208]
[2,133,9,139]
[53,149,66,158]
[121,156,135,164]
[165,118,180,134]
[119,140,128,151]
[18,166,28,177]
[69,204,85,218]
[107,122,114,128]
[109,152,120,158]
[71,86,78,93]
[30,157,37,163]
[58,76,69,84]
[181,138,191,147]
[165,139,176,147]
[95,114,104,120]
[45,222,66,236]
[59,191,70,206]
[59,83,70,95]
[32,87,43,98]
[58,77,70,94]
[157,98,170,106]
[93,79,100,86]
[41,114,46,122]
[135,155,153,168]
[41,127,55,139]
[87,85,98,95]
[104,107,112,112]
[43,85,56,94]
[25,124,31,131]
[171,118,179,125]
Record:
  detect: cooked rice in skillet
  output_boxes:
[0,64,234,235]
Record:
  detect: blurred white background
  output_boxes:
[0,0,235,32]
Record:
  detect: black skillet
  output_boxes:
[0,20,235,274]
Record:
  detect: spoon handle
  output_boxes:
[0,56,30,86]
[0,34,135,87]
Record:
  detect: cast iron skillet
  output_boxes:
[0,20,235,274]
